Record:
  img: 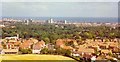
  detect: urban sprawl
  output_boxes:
[0,18,120,61]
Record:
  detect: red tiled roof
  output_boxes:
[33,40,45,50]
[56,39,76,46]
[56,39,77,50]
[29,38,38,42]
[19,40,31,49]
[78,48,95,53]
[56,39,64,46]
[14,41,21,45]
[101,49,111,54]
[7,42,13,45]
[63,46,74,50]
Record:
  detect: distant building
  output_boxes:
[64,20,67,24]
[47,18,54,23]
[50,18,53,23]
[24,19,33,25]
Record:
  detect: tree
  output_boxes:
[55,47,71,56]
[19,48,32,54]
[40,48,49,54]
[64,41,74,47]
[43,37,50,44]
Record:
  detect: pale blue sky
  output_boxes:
[1,2,118,17]
[1,0,119,2]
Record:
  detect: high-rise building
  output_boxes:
[24,20,29,25]
[24,19,33,25]
[47,18,54,23]
[50,18,53,23]
[64,20,67,24]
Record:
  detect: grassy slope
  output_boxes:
[0,54,77,62]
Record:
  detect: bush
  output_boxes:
[19,48,32,54]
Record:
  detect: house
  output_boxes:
[2,49,18,54]
[14,41,21,49]
[101,49,112,55]
[98,43,109,49]
[71,51,82,57]
[29,38,38,44]
[56,39,64,46]
[6,42,14,49]
[32,40,45,54]
[5,34,19,41]
[56,39,76,46]
[19,39,36,49]
[78,48,95,55]
[88,45,101,51]
[3,40,18,49]
[8,40,17,43]
[91,56,96,61]
[72,48,94,57]
[19,40,31,49]
[94,37,102,42]
[113,38,118,42]
[62,46,74,50]
[105,55,114,60]
[56,39,77,50]
[109,44,118,49]
[46,44,55,50]
[108,42,119,49]
[112,47,120,53]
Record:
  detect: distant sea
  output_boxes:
[1,17,118,23]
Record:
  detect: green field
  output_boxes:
[0,54,77,62]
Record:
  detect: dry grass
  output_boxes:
[0,54,77,62]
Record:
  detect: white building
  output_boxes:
[47,18,54,23]
[64,20,67,24]
[5,34,19,41]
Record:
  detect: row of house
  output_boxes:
[0,38,46,54]
[56,38,120,60]
[0,37,119,60]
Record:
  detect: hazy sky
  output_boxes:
[0,0,119,17]
[1,0,119,2]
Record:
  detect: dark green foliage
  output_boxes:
[40,48,49,54]
[2,23,119,44]
[19,48,32,54]
[40,47,71,56]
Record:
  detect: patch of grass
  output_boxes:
[1,54,77,62]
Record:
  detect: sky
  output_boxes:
[1,0,119,2]
[0,0,119,17]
